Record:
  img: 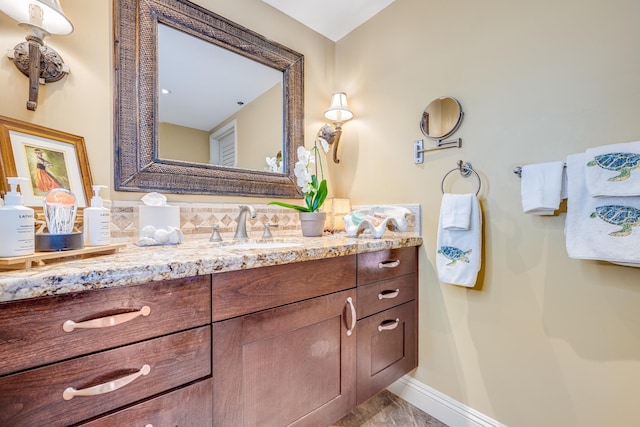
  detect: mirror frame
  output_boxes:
[113,0,303,197]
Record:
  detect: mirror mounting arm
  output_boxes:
[413,138,462,164]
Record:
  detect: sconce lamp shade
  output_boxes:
[324,92,353,123]
[0,0,73,35]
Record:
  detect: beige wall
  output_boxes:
[215,83,283,171]
[2,0,639,426]
[334,0,640,426]
[158,122,209,162]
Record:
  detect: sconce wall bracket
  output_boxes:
[318,123,343,163]
[9,41,69,82]
[7,40,69,110]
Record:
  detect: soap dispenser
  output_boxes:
[0,177,35,257]
[83,185,111,246]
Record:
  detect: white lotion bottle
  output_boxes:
[83,185,111,246]
[0,177,35,257]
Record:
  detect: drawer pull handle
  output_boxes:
[378,289,400,300]
[63,306,151,332]
[62,364,151,400]
[378,318,400,332]
[378,260,400,269]
[346,297,357,336]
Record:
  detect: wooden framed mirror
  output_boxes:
[113,0,304,197]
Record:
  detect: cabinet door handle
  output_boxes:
[378,260,400,269]
[63,306,151,332]
[378,289,400,300]
[346,297,356,336]
[378,318,400,332]
[62,364,151,400]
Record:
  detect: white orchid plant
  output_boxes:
[265,151,283,173]
[269,139,329,213]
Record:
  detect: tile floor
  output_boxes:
[332,390,448,427]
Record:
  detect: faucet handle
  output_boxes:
[209,225,223,242]
[196,225,223,242]
[262,223,278,239]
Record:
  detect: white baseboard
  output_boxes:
[387,376,507,427]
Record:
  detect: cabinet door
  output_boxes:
[213,289,357,427]
[356,301,417,405]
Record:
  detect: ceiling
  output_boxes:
[262,0,396,42]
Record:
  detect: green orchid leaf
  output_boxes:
[268,201,312,213]
[311,179,328,212]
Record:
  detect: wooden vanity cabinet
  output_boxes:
[0,275,212,426]
[355,247,418,404]
[0,245,419,426]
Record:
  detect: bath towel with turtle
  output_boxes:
[585,141,640,197]
[436,194,482,287]
[566,153,640,265]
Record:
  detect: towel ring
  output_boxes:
[441,160,481,195]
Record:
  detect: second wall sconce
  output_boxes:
[318,92,353,163]
[0,0,74,111]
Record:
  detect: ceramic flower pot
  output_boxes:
[299,212,326,237]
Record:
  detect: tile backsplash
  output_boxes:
[109,201,421,242]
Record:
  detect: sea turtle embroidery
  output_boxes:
[438,246,472,266]
[586,152,640,181]
[590,205,640,236]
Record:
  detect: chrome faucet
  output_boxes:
[234,205,256,240]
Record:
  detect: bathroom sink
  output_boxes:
[220,241,303,250]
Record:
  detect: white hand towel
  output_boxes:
[520,161,565,215]
[585,141,640,196]
[436,194,482,287]
[565,153,640,264]
[441,193,473,230]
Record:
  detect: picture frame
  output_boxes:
[0,116,93,208]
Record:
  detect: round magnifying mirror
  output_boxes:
[420,96,463,140]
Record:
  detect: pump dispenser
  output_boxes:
[0,177,35,257]
[83,185,110,246]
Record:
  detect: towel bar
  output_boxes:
[514,163,566,178]
[441,160,482,195]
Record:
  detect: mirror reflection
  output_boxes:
[114,0,304,197]
[157,24,284,172]
[420,96,463,140]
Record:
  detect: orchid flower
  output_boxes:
[269,139,329,212]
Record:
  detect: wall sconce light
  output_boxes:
[0,0,73,111]
[318,92,353,164]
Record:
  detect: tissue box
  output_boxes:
[139,205,180,233]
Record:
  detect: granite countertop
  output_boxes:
[0,233,422,303]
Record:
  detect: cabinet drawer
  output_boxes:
[0,275,211,376]
[212,255,356,321]
[357,274,416,319]
[80,377,213,426]
[357,247,417,286]
[0,326,211,427]
[356,301,417,404]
